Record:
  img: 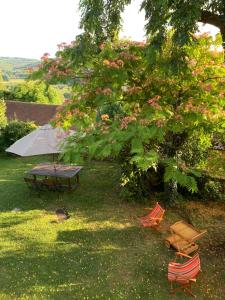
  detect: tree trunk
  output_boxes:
[164,180,179,207]
[200,10,225,51]
[162,131,187,205]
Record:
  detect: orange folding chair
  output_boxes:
[140,202,165,227]
[168,252,201,298]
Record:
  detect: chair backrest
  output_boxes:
[150,202,165,218]
[168,253,201,284]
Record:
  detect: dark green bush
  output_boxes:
[202,179,224,201]
[118,142,225,204]
[117,144,165,202]
[179,131,211,166]
[0,100,7,129]
[0,120,37,150]
[186,172,225,201]
[213,132,225,150]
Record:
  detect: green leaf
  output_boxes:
[164,165,198,193]
[131,150,158,171]
[131,138,144,154]
[187,169,202,178]
[111,142,123,154]
[99,144,112,158]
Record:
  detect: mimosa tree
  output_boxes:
[35,34,225,203]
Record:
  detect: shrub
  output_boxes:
[202,179,224,201]
[0,120,37,150]
[0,100,7,129]
[213,132,225,150]
[183,172,225,202]
[3,81,63,104]
[179,131,212,167]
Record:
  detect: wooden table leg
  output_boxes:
[76,174,80,184]
[68,178,72,191]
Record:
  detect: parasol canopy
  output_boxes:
[6,124,73,157]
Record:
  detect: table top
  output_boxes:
[28,163,83,178]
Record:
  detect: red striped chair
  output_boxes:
[168,252,201,297]
[140,202,165,228]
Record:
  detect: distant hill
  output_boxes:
[0,57,39,80]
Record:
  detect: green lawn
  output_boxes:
[0,155,224,299]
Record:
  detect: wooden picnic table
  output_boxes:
[27,163,83,191]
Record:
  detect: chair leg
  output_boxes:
[184,285,196,298]
[171,284,196,298]
[170,281,174,294]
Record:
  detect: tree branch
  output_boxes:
[201,76,225,82]
[200,10,225,43]
[200,10,225,31]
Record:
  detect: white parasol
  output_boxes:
[6,124,73,157]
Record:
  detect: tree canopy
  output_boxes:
[32,2,225,203]
[79,0,131,44]
[44,35,225,202]
[79,0,225,48]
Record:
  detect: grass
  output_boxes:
[0,155,224,299]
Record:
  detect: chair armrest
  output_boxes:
[172,275,196,282]
[175,252,192,259]
[150,217,163,221]
[169,262,181,266]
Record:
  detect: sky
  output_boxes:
[0,0,219,59]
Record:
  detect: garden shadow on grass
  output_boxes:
[57,227,151,249]
[0,228,171,300]
[0,156,120,209]
[0,215,35,229]
[0,246,120,299]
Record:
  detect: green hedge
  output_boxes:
[0,100,7,129]
[0,120,37,151]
